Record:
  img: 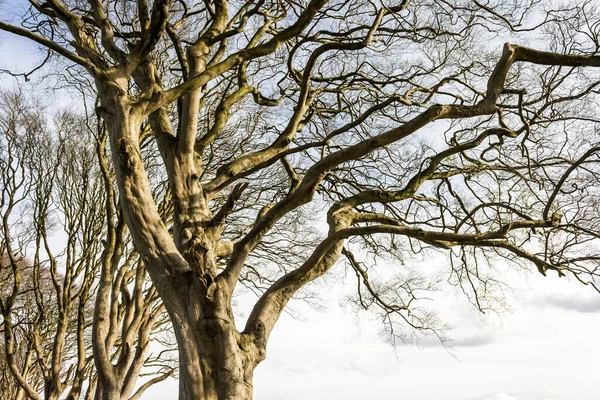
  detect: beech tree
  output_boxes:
[0,91,175,400]
[2,0,600,399]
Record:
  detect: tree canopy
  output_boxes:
[2,1,600,399]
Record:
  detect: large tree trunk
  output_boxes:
[142,269,265,400]
[96,80,266,400]
[165,270,265,400]
[175,298,258,400]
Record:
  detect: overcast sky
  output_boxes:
[136,263,600,400]
[149,265,600,400]
[1,13,600,400]
[248,273,600,400]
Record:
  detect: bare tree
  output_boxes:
[2,1,600,399]
[0,90,175,400]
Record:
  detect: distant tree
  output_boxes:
[0,91,175,400]
[2,1,600,399]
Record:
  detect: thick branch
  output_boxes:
[0,21,99,74]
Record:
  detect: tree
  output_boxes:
[2,0,600,399]
[0,90,176,400]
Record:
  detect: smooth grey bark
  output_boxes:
[95,79,265,399]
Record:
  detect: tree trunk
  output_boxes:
[165,276,264,400]
[177,319,256,400]
[94,379,121,400]
[97,82,266,400]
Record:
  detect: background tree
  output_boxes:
[0,90,176,400]
[2,1,600,399]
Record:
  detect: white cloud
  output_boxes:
[528,293,600,313]
[479,394,519,400]
[474,393,566,400]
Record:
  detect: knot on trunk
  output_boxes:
[116,138,137,174]
[247,321,267,361]
[178,221,218,278]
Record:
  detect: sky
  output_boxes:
[1,11,600,400]
[246,273,600,400]
[135,263,600,400]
